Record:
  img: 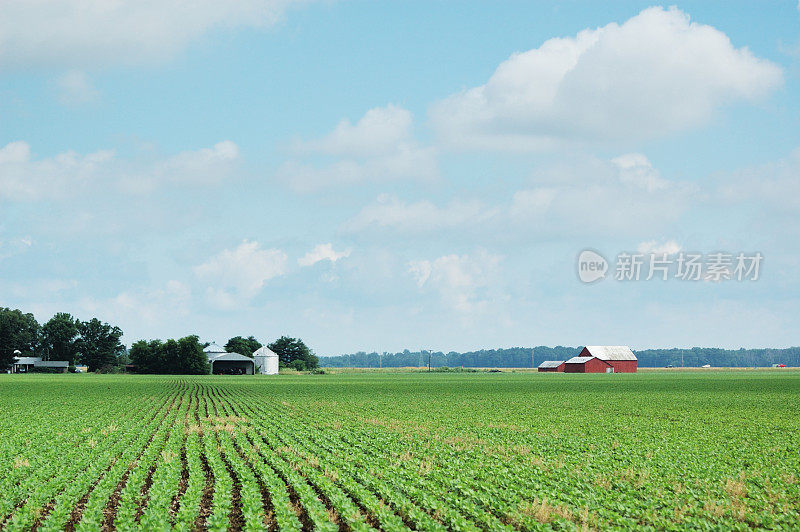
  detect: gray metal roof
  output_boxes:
[36,360,69,368]
[209,352,254,364]
[538,360,564,368]
[203,342,227,354]
[13,357,42,365]
[583,346,637,361]
[566,356,595,364]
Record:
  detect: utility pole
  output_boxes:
[428,349,432,372]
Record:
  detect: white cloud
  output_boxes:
[719,147,800,211]
[0,141,114,201]
[612,154,670,192]
[637,239,682,255]
[298,243,351,267]
[75,280,193,332]
[508,188,557,219]
[56,70,99,105]
[343,193,493,233]
[277,105,438,192]
[408,250,502,313]
[194,240,288,309]
[430,6,783,150]
[0,140,240,200]
[0,0,313,68]
[293,104,414,158]
[345,154,693,238]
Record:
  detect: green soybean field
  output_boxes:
[0,371,798,531]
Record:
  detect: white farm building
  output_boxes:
[203,341,279,375]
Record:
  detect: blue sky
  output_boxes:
[2,1,799,354]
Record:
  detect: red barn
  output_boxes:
[564,346,638,373]
[537,360,565,372]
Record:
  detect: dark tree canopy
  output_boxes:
[319,346,800,369]
[78,318,125,372]
[41,313,80,364]
[268,336,318,370]
[0,308,40,370]
[225,336,262,358]
[130,335,209,375]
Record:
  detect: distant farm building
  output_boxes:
[564,346,637,373]
[11,357,69,373]
[538,360,565,372]
[204,342,255,375]
[253,346,279,375]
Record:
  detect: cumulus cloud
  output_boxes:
[612,153,670,192]
[345,154,693,238]
[0,140,240,200]
[293,104,414,158]
[430,6,783,150]
[637,239,682,255]
[408,250,502,313]
[56,70,99,105]
[719,147,800,211]
[80,280,193,327]
[0,0,313,68]
[194,240,288,309]
[343,193,494,233]
[298,243,351,267]
[0,141,114,201]
[277,105,438,192]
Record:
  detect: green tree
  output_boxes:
[41,313,80,364]
[77,318,125,371]
[177,335,210,375]
[129,340,163,374]
[0,308,40,370]
[225,336,263,357]
[129,335,209,374]
[268,336,318,370]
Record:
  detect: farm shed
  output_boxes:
[538,360,565,372]
[209,353,255,375]
[564,346,638,373]
[564,356,614,373]
[11,357,69,373]
[204,342,256,374]
[252,346,279,375]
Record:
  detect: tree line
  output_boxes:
[0,308,124,372]
[320,346,800,368]
[0,306,318,374]
[129,335,319,374]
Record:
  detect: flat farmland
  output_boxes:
[0,372,797,531]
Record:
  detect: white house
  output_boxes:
[253,346,279,375]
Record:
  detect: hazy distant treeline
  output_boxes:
[320,346,800,368]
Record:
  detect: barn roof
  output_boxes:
[36,360,69,368]
[538,360,564,368]
[13,357,42,365]
[252,346,278,358]
[565,356,594,364]
[209,352,254,363]
[583,346,637,361]
[203,342,227,354]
